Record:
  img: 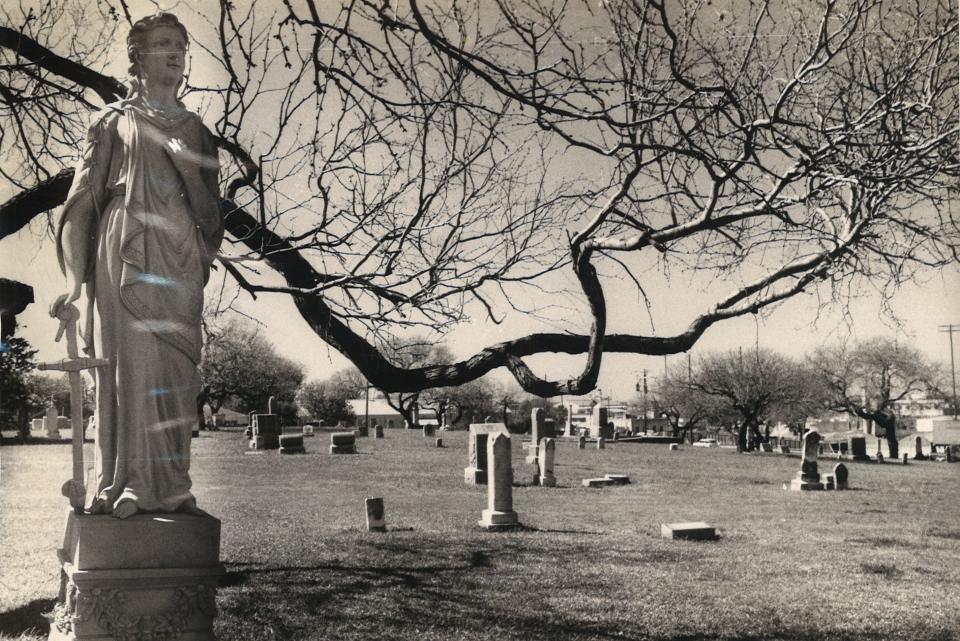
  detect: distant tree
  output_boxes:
[0,336,37,441]
[199,319,305,418]
[685,349,813,452]
[655,373,722,443]
[380,340,455,428]
[422,378,502,429]
[808,338,936,459]
[296,380,355,426]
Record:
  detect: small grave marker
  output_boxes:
[366,497,386,532]
[661,522,717,541]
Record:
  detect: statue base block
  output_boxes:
[48,509,223,641]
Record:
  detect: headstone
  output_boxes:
[330,431,356,454]
[946,447,955,463]
[543,418,556,439]
[759,442,773,453]
[57,416,71,431]
[464,423,510,485]
[44,406,59,439]
[821,474,835,490]
[365,497,386,532]
[833,463,849,490]
[357,424,369,437]
[578,435,586,449]
[789,430,824,491]
[661,522,717,541]
[779,444,790,455]
[582,477,615,488]
[876,452,884,464]
[849,436,868,460]
[250,413,281,449]
[303,425,315,437]
[914,436,926,460]
[669,443,679,451]
[31,418,42,434]
[279,432,306,454]
[537,438,556,487]
[902,453,909,465]
[435,438,443,448]
[589,405,608,439]
[597,437,605,450]
[374,424,384,438]
[422,424,436,438]
[268,395,277,415]
[478,433,520,530]
[564,405,576,437]
[526,408,546,464]
[604,474,631,485]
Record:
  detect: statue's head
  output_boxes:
[126,13,189,96]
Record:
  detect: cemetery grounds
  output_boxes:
[1,428,958,641]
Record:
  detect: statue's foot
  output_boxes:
[112,499,138,519]
[180,498,206,517]
[88,498,111,515]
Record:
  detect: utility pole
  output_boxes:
[365,384,371,430]
[939,324,959,418]
[642,369,648,434]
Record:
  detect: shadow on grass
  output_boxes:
[0,599,54,637]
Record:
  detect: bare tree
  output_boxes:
[1,0,957,398]
[808,337,937,458]
[684,349,814,451]
[655,373,722,443]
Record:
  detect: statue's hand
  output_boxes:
[50,285,82,319]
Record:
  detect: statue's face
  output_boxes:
[138,25,186,89]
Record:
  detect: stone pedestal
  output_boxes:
[48,510,223,641]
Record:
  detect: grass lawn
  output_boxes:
[1,428,959,641]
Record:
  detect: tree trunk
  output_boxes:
[736,423,748,452]
[878,414,899,459]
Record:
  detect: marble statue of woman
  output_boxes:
[51,13,223,519]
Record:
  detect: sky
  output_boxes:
[2,0,958,402]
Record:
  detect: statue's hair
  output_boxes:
[126,13,189,95]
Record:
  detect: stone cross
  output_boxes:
[479,433,520,530]
[38,303,109,513]
[537,437,556,487]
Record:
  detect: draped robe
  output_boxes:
[56,97,223,513]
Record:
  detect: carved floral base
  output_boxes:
[47,510,223,641]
